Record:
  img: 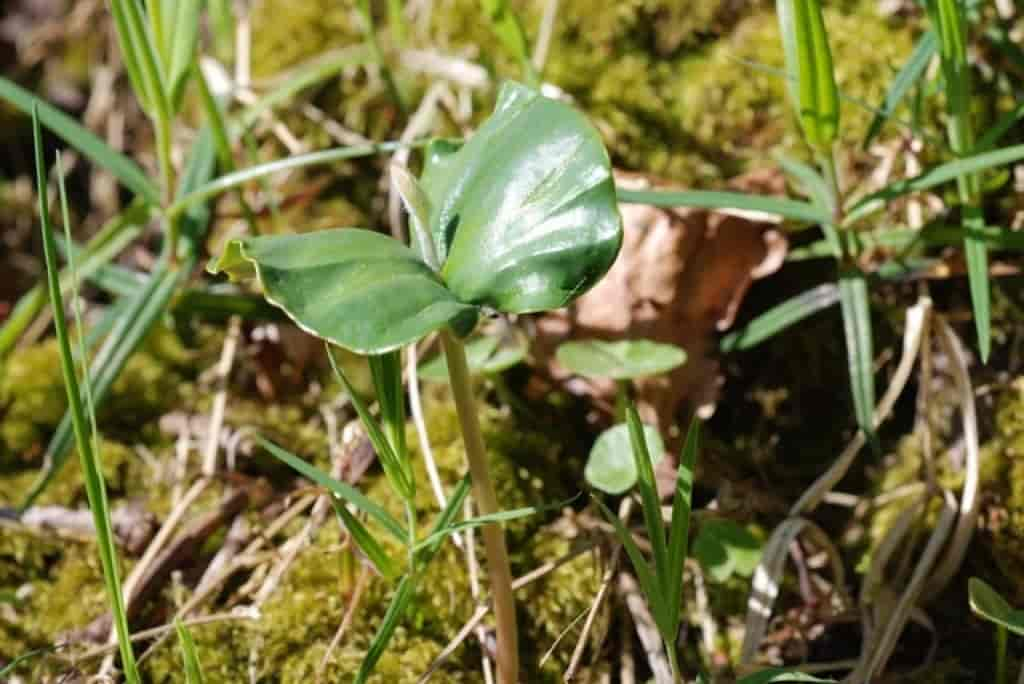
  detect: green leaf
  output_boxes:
[418,334,525,381]
[863,31,937,148]
[737,669,835,684]
[693,519,762,583]
[968,577,1024,636]
[665,418,700,619]
[423,81,622,313]
[331,497,402,580]
[390,164,439,269]
[964,206,991,363]
[255,435,406,543]
[413,498,556,553]
[721,284,840,352]
[356,575,417,684]
[166,0,202,110]
[838,267,875,439]
[0,78,159,203]
[175,619,205,684]
[0,646,57,678]
[419,476,472,563]
[585,422,665,495]
[778,0,839,149]
[208,229,478,354]
[844,144,1024,225]
[35,110,140,684]
[776,155,832,215]
[593,495,663,626]
[626,407,670,606]
[557,339,686,380]
[617,187,828,225]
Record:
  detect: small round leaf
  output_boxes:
[585,422,665,495]
[557,339,686,380]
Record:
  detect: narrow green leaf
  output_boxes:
[255,435,406,542]
[721,284,840,352]
[585,422,666,495]
[969,578,1024,636]
[175,618,205,684]
[413,501,550,553]
[964,205,991,362]
[593,496,663,622]
[665,418,700,623]
[167,0,202,110]
[107,0,155,112]
[54,233,144,297]
[390,164,439,269]
[368,350,414,497]
[838,267,875,439]
[168,140,417,220]
[844,144,1024,225]
[617,187,828,225]
[420,476,471,563]
[626,407,671,595]
[776,155,832,215]
[557,339,686,381]
[418,335,525,381]
[779,0,839,149]
[355,575,417,684]
[194,60,236,174]
[863,31,937,148]
[111,0,171,120]
[0,78,159,203]
[331,497,402,580]
[0,646,57,678]
[35,109,140,684]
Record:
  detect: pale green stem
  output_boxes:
[997,624,1008,684]
[440,330,519,684]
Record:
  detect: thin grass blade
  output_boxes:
[863,31,937,148]
[420,476,471,563]
[175,618,205,684]
[256,435,406,542]
[775,155,832,215]
[838,266,875,440]
[356,575,417,684]
[625,406,670,592]
[617,187,827,225]
[963,205,991,362]
[167,0,202,109]
[331,497,402,580]
[479,0,539,86]
[665,418,701,626]
[593,496,663,621]
[413,495,572,553]
[34,108,140,683]
[721,284,840,352]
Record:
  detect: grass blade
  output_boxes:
[331,497,402,580]
[34,108,140,683]
[862,31,937,149]
[775,155,832,215]
[721,283,840,352]
[356,574,417,684]
[479,0,539,86]
[167,0,202,110]
[626,407,670,593]
[617,187,828,225]
[665,418,700,625]
[175,618,205,684]
[844,143,1024,224]
[963,205,991,362]
[111,0,171,120]
[593,496,662,620]
[368,351,411,485]
[838,266,875,440]
[413,496,568,553]
[326,346,414,501]
[166,139,421,220]
[256,435,406,542]
[420,476,471,563]
[0,78,159,203]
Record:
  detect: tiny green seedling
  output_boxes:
[556,338,685,494]
[969,577,1024,684]
[209,81,623,684]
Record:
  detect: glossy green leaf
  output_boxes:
[838,267,875,439]
[175,619,205,684]
[208,229,477,354]
[423,81,622,313]
[557,339,686,380]
[418,334,526,381]
[585,422,665,495]
[390,164,439,269]
[331,497,401,580]
[968,578,1024,636]
[738,670,835,684]
[693,519,762,583]
[721,284,840,352]
[617,187,828,225]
